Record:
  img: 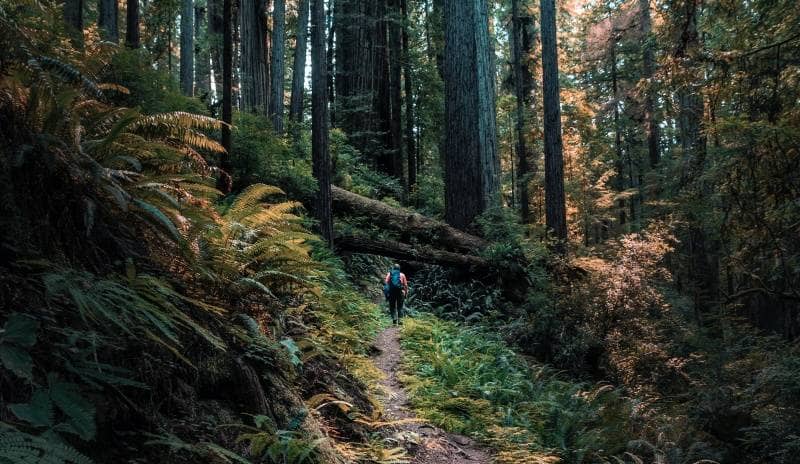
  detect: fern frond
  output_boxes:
[28,56,104,100]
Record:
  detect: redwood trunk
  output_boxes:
[442,0,500,231]
[240,0,269,113]
[540,0,567,249]
[126,0,139,48]
[218,0,233,193]
[269,0,286,133]
[330,185,488,254]
[98,0,119,43]
[312,0,333,243]
[335,235,488,268]
[289,0,310,123]
[180,0,195,96]
[64,0,83,47]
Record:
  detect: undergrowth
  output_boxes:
[399,315,634,464]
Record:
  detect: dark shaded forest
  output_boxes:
[0,0,798,463]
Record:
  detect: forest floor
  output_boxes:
[372,325,492,464]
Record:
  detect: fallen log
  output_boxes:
[331,186,487,254]
[335,234,489,269]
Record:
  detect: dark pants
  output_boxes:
[388,288,405,323]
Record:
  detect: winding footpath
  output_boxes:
[372,326,492,464]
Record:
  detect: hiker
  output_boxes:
[383,264,408,325]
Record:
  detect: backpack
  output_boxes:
[388,269,403,291]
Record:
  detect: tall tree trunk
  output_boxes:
[195,3,211,99]
[388,0,404,185]
[640,0,659,167]
[326,1,336,124]
[239,0,269,113]
[311,0,333,244]
[442,0,499,230]
[209,0,224,102]
[218,0,233,193]
[269,0,286,133]
[180,0,195,96]
[611,40,626,227]
[334,0,396,178]
[125,0,139,48]
[64,0,83,47]
[401,0,417,193]
[98,0,119,43]
[540,0,567,249]
[511,0,535,224]
[289,0,310,123]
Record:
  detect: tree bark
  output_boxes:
[98,0,119,43]
[312,0,334,244]
[240,0,269,113]
[180,0,195,96]
[335,235,488,268]
[540,0,567,250]
[125,0,139,48]
[442,0,500,231]
[511,0,535,224]
[64,0,83,47]
[330,185,488,253]
[388,0,404,184]
[269,0,286,133]
[639,0,659,167]
[217,0,233,193]
[209,0,224,102]
[401,0,417,193]
[195,4,211,98]
[289,0,310,123]
[611,39,626,227]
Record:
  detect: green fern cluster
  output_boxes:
[399,315,634,463]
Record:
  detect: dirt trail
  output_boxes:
[373,326,492,464]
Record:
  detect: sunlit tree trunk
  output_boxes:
[269,0,286,133]
[442,0,499,230]
[289,0,310,123]
[180,0,194,96]
[540,0,567,249]
[311,0,333,244]
[126,0,140,48]
[98,0,119,43]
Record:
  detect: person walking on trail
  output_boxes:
[384,264,408,325]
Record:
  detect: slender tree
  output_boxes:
[98,0,119,43]
[195,2,211,98]
[388,0,404,185]
[125,0,140,48]
[289,0,310,123]
[540,0,567,249]
[639,0,659,167]
[180,0,195,96]
[311,0,333,244]
[442,0,500,230]
[401,0,417,192]
[269,0,287,133]
[511,0,536,224]
[64,0,83,47]
[240,0,269,113]
[217,0,233,193]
